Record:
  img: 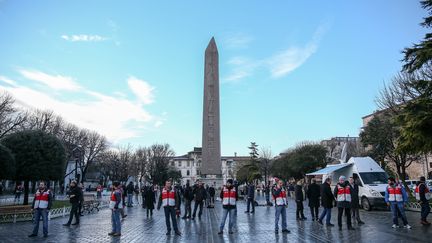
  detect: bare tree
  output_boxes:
[145,144,175,186]
[259,146,273,185]
[135,147,148,183]
[78,130,108,183]
[0,92,27,138]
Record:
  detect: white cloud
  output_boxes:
[224,57,260,83]
[224,33,253,49]
[127,76,155,104]
[0,76,16,86]
[0,71,160,142]
[61,34,107,42]
[18,69,81,91]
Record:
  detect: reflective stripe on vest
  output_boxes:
[275,188,287,206]
[415,183,431,201]
[387,185,403,202]
[162,188,176,207]
[222,187,236,206]
[34,190,49,209]
[109,190,123,209]
[336,185,351,202]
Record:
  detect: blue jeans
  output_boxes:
[164,206,179,232]
[127,194,133,206]
[32,208,48,236]
[220,208,236,231]
[111,209,121,233]
[421,202,430,221]
[319,207,332,224]
[246,198,255,212]
[275,205,287,231]
[390,202,408,225]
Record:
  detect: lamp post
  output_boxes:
[72,146,84,182]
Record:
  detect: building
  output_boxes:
[320,136,364,164]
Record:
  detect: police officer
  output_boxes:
[157,180,181,236]
[28,181,52,238]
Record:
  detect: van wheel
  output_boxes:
[362,197,372,211]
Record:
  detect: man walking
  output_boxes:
[209,184,216,208]
[14,183,24,204]
[108,182,122,237]
[318,177,334,226]
[306,178,320,221]
[64,181,82,226]
[385,177,411,229]
[192,181,206,220]
[273,178,291,234]
[157,180,181,236]
[349,177,364,225]
[415,176,430,226]
[334,176,354,231]
[245,182,255,214]
[295,180,307,220]
[126,181,134,207]
[182,182,194,219]
[218,179,238,234]
[28,182,52,238]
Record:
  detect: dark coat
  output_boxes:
[320,182,334,208]
[209,186,216,197]
[333,182,352,208]
[307,183,321,207]
[183,185,194,201]
[144,187,155,210]
[68,186,82,204]
[247,185,255,199]
[295,185,304,201]
[193,186,207,202]
[350,183,360,208]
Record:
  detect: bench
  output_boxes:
[82,194,100,214]
[0,205,33,223]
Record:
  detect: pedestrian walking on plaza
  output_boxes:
[273,178,291,234]
[182,182,194,219]
[14,182,24,204]
[318,177,335,226]
[209,184,216,208]
[145,184,156,217]
[141,184,147,209]
[306,178,320,221]
[295,180,307,220]
[385,177,411,229]
[349,177,364,225]
[334,176,354,231]
[28,182,52,238]
[96,184,103,200]
[63,181,82,226]
[192,181,206,220]
[245,182,255,213]
[108,181,122,237]
[120,184,127,218]
[265,182,271,206]
[157,180,181,236]
[218,179,238,234]
[415,176,431,226]
[134,184,140,205]
[78,183,84,216]
[126,181,134,207]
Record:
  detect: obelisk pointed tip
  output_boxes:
[206,37,218,53]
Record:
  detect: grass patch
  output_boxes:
[52,200,70,209]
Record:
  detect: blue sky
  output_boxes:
[0,0,427,156]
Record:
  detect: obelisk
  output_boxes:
[201,37,222,182]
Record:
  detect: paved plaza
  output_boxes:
[0,197,430,243]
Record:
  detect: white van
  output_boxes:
[307,157,388,211]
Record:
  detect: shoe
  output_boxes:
[250,211,254,214]
[218,231,223,235]
[43,234,48,238]
[404,224,412,229]
[63,223,70,226]
[108,232,115,236]
[282,229,290,233]
[348,227,355,230]
[229,231,234,234]
[122,215,127,219]
[245,211,249,213]
[113,233,121,236]
[301,217,307,220]
[338,227,342,231]
[315,218,319,221]
[392,224,399,228]
[275,230,279,234]
[182,216,187,219]
[28,234,37,237]
[166,231,171,235]
[191,217,195,220]
[326,223,335,227]
[358,221,365,225]
[79,214,84,216]
[317,219,323,225]
[175,231,182,236]
[71,222,79,225]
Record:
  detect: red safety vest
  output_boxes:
[222,186,236,206]
[415,183,431,201]
[274,187,287,206]
[161,188,176,207]
[387,185,403,202]
[109,189,123,209]
[34,189,50,209]
[336,185,351,202]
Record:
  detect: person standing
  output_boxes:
[108,182,122,237]
[295,181,307,220]
[385,177,411,229]
[78,183,84,216]
[141,184,147,209]
[134,184,140,205]
[265,182,271,206]
[120,184,127,218]
[318,178,335,226]
[182,182,194,219]
[306,179,320,221]
[209,184,216,208]
[63,181,82,226]
[96,184,103,200]
[218,179,238,234]
[415,176,431,226]
[273,178,291,234]
[349,177,364,225]
[157,180,181,236]
[145,184,156,217]
[28,182,52,238]
[333,176,354,231]
[14,183,24,204]
[245,182,255,213]
[126,182,134,207]
[192,181,206,220]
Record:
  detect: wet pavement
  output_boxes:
[0,197,430,243]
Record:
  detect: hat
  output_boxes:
[339,176,346,181]
[227,179,233,184]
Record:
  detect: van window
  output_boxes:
[359,172,388,184]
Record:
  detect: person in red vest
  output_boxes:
[28,181,52,238]
[385,177,411,229]
[333,176,355,231]
[218,179,238,234]
[157,180,181,236]
[415,176,431,226]
[272,178,291,234]
[108,181,122,237]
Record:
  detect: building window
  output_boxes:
[187,170,190,176]
[178,161,182,167]
[171,161,175,167]
[187,161,190,167]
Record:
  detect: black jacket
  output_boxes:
[144,187,156,210]
[350,183,360,208]
[126,183,135,194]
[307,183,321,207]
[68,186,82,204]
[320,182,334,208]
[419,183,429,203]
[193,186,207,202]
[209,187,216,197]
[183,185,194,201]
[295,185,304,201]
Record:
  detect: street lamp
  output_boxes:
[72,146,84,182]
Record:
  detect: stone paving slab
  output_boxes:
[0,198,430,243]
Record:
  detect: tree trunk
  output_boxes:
[31,180,36,194]
[23,180,29,205]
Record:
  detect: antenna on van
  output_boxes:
[340,142,347,164]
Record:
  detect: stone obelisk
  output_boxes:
[201,37,222,183]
